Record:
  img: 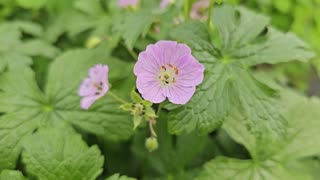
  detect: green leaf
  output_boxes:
[0,111,42,170]
[0,68,45,169]
[197,90,320,180]
[0,48,134,170]
[167,5,313,138]
[9,21,43,37]
[44,8,110,42]
[0,22,58,72]
[106,173,136,180]
[16,0,47,9]
[197,157,311,180]
[274,97,320,161]
[0,170,27,180]
[113,11,156,50]
[166,63,235,134]
[45,49,134,140]
[273,0,291,13]
[133,115,142,129]
[22,127,104,180]
[131,90,143,103]
[213,5,314,66]
[74,0,104,16]
[223,90,320,161]
[16,40,59,58]
[169,21,218,65]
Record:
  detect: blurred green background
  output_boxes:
[232,0,320,94]
[1,0,319,93]
[0,0,320,179]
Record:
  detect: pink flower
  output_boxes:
[160,0,173,9]
[78,64,109,109]
[134,41,204,104]
[118,0,139,8]
[190,0,210,21]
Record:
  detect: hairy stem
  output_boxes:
[107,91,128,104]
[149,118,157,137]
[127,47,138,60]
[156,103,163,117]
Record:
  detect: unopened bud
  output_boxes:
[145,137,158,152]
[86,36,102,49]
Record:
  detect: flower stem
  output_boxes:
[149,118,157,137]
[121,41,138,60]
[107,91,128,104]
[184,0,189,20]
[207,0,215,27]
[127,47,138,60]
[157,103,163,117]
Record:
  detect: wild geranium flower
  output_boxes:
[160,0,174,9]
[190,0,210,21]
[78,64,109,109]
[134,41,204,104]
[118,0,139,8]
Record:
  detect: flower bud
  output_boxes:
[145,137,158,152]
[86,36,101,49]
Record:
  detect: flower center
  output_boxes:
[158,64,178,86]
[93,82,104,95]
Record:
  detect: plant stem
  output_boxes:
[207,0,215,27]
[121,41,138,60]
[184,0,189,20]
[108,91,128,104]
[127,47,138,60]
[156,103,163,117]
[149,118,157,137]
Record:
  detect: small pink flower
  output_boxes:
[118,0,139,8]
[134,41,204,104]
[78,64,109,109]
[160,0,173,9]
[190,0,210,21]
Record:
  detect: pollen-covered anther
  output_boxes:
[158,64,179,86]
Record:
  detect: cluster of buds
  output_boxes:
[120,90,157,129]
[120,90,159,152]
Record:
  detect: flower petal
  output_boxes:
[118,0,139,8]
[134,51,160,75]
[154,40,178,65]
[78,78,98,97]
[80,96,99,109]
[136,76,166,103]
[176,56,205,86]
[89,64,109,83]
[166,85,196,104]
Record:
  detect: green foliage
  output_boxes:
[0,0,319,179]
[106,173,136,180]
[0,48,133,170]
[197,90,320,180]
[0,22,59,72]
[113,10,156,50]
[167,5,313,138]
[0,170,27,180]
[22,126,104,180]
